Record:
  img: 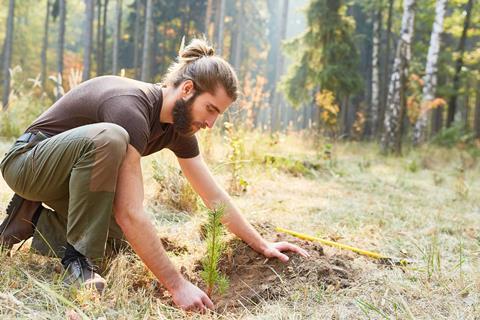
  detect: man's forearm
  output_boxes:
[116,210,183,292]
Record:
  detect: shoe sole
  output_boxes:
[1,194,24,229]
[0,194,27,249]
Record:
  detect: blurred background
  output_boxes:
[0,0,478,153]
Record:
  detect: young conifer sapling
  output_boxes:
[200,205,229,297]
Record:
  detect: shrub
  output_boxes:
[151,160,198,213]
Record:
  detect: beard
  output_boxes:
[172,93,197,136]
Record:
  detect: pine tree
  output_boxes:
[201,206,229,297]
[280,0,362,133]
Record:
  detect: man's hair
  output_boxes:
[163,38,239,101]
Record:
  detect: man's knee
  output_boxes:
[91,123,129,159]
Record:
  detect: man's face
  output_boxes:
[172,82,233,136]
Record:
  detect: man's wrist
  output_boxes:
[164,271,185,292]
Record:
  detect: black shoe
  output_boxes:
[0,194,42,249]
[61,244,106,293]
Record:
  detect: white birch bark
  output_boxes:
[369,9,381,137]
[381,0,416,154]
[412,0,447,145]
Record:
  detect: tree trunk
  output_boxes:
[381,0,416,155]
[133,0,142,78]
[369,8,382,138]
[112,0,123,75]
[215,0,226,56]
[446,0,474,128]
[413,0,447,145]
[100,0,108,75]
[56,0,66,100]
[2,0,15,109]
[231,0,243,73]
[41,0,51,89]
[141,0,153,81]
[205,0,213,40]
[96,0,102,76]
[341,95,350,138]
[378,0,394,139]
[475,80,480,139]
[82,0,95,81]
[270,0,289,133]
[431,106,443,136]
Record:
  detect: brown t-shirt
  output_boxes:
[26,76,199,158]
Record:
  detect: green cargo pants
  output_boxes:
[0,123,130,259]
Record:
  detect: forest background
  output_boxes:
[0,0,478,151]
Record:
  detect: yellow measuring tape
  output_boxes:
[275,226,410,266]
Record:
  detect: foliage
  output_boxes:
[432,122,476,148]
[280,0,363,108]
[263,154,313,177]
[315,89,340,134]
[351,111,366,140]
[0,67,50,137]
[151,160,198,213]
[200,205,229,297]
[406,73,447,125]
[224,121,248,195]
[237,73,269,130]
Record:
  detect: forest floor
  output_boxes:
[0,129,479,319]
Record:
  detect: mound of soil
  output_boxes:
[192,223,356,311]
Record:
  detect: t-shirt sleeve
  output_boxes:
[97,95,150,155]
[168,134,200,158]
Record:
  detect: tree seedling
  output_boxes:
[200,205,229,297]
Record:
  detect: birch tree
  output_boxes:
[112,0,123,75]
[83,0,95,81]
[381,0,416,154]
[379,0,394,135]
[412,0,447,145]
[1,0,15,109]
[141,0,153,81]
[41,0,51,88]
[369,8,382,137]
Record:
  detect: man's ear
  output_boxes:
[182,80,195,97]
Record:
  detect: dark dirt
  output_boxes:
[160,237,189,255]
[191,222,357,312]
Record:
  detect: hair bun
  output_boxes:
[179,39,215,64]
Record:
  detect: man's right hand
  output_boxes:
[170,278,214,313]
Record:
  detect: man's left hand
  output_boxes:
[262,241,310,262]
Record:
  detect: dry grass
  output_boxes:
[0,129,479,319]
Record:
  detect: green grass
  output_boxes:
[0,130,479,319]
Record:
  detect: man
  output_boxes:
[0,39,308,312]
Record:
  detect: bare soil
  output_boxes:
[192,222,357,312]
